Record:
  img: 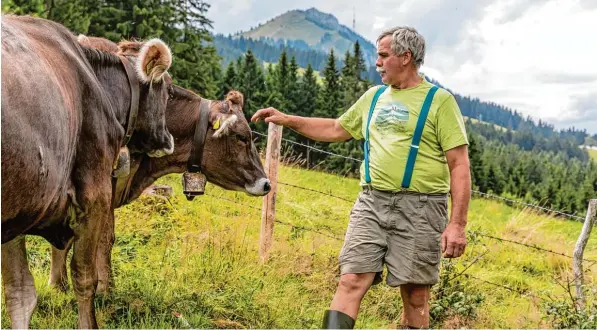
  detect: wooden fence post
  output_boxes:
[260,123,283,262]
[573,199,597,310]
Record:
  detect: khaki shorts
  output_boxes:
[339,186,449,287]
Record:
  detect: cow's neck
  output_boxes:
[116,86,207,205]
[82,47,133,128]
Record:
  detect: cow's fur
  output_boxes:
[1,15,174,328]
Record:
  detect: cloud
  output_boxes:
[534,72,597,85]
[206,0,597,133]
[494,0,552,24]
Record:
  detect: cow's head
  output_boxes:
[78,36,269,197]
[163,87,270,196]
[116,40,174,158]
[202,91,270,195]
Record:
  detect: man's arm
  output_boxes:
[442,144,471,258]
[251,107,352,142]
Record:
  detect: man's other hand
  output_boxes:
[441,222,467,258]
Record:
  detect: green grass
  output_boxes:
[2,164,596,328]
[586,148,597,162]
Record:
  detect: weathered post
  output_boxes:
[260,123,283,262]
[573,199,597,310]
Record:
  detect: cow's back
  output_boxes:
[1,15,118,243]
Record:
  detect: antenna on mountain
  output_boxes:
[352,6,356,31]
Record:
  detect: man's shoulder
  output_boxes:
[424,81,454,104]
[366,85,386,97]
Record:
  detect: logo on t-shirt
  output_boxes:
[375,102,409,134]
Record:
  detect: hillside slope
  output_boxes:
[240,8,377,67]
[2,165,595,328]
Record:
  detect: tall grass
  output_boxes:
[2,164,596,328]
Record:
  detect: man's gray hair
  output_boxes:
[377,26,426,69]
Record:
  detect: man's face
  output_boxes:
[375,35,410,85]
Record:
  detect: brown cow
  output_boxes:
[1,15,175,328]
[49,87,272,294]
[1,35,270,328]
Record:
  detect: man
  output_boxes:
[252,26,470,329]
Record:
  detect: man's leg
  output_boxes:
[330,272,376,319]
[323,272,376,329]
[400,283,431,329]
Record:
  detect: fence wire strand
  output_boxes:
[204,193,344,241]
[478,233,597,263]
[252,130,587,222]
[464,274,547,302]
[278,181,355,203]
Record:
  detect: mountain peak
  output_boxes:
[241,7,377,66]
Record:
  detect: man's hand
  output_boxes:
[441,222,466,258]
[251,107,290,126]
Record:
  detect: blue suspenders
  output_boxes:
[364,86,387,184]
[364,85,439,189]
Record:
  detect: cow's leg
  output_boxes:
[1,235,37,329]
[49,238,73,291]
[96,211,115,296]
[71,195,111,329]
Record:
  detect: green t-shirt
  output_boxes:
[339,77,468,193]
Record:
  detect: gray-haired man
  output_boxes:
[252,26,471,329]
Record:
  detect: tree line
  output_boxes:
[4,0,595,216]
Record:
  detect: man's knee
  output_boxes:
[337,273,374,296]
[402,284,430,308]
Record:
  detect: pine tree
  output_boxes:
[468,133,485,190]
[316,50,341,118]
[296,64,320,166]
[286,55,301,116]
[219,63,237,99]
[236,50,265,120]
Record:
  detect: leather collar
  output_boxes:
[187,98,211,173]
[118,55,140,146]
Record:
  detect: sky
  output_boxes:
[207,0,597,134]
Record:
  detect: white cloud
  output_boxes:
[207,0,597,133]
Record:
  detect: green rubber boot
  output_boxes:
[322,310,355,329]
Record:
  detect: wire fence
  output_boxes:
[203,190,590,305]
[201,130,597,306]
[252,130,587,222]
[478,233,596,263]
[202,187,597,305]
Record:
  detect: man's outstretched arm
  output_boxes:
[251,107,352,142]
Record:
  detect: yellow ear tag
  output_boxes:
[213,118,221,130]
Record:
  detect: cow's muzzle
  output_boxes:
[245,178,271,196]
[146,133,174,158]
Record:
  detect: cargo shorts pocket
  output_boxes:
[425,197,448,234]
[342,192,367,244]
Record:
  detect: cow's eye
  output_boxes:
[236,134,249,143]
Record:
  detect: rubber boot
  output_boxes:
[322,310,355,329]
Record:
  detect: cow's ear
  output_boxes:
[211,114,238,138]
[137,38,172,83]
[226,90,244,107]
[118,41,142,56]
